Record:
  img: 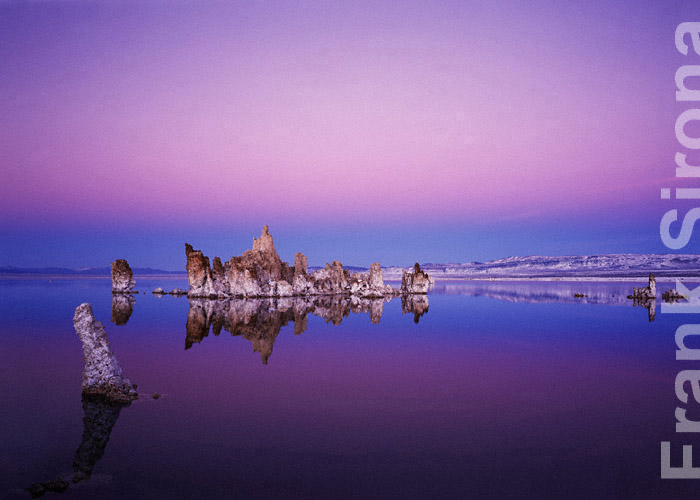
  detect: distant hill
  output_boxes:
[0,266,185,276]
[382,254,700,280]
[3,254,700,280]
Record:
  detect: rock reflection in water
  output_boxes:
[26,397,127,497]
[72,398,124,482]
[430,281,669,321]
[630,297,656,322]
[401,294,429,323]
[186,295,423,363]
[110,294,134,325]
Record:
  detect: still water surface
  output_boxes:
[0,277,696,499]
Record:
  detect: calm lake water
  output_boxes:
[1,277,698,499]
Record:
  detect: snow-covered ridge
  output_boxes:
[382,254,700,280]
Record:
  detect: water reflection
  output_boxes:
[26,397,127,497]
[431,282,636,305]
[186,295,428,363]
[72,398,124,483]
[401,294,429,323]
[429,281,682,321]
[110,294,134,325]
[630,296,656,322]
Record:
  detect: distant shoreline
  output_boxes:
[1,274,698,283]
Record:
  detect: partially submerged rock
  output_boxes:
[169,288,187,296]
[26,476,69,498]
[627,274,656,300]
[400,263,431,294]
[662,288,687,302]
[184,226,416,298]
[185,244,217,297]
[73,303,137,404]
[153,287,166,295]
[111,259,135,294]
[626,275,657,322]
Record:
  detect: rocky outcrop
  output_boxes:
[349,262,399,298]
[185,244,218,298]
[627,274,656,300]
[110,294,134,325]
[26,476,69,498]
[627,275,658,322]
[185,226,418,298]
[73,303,137,404]
[400,263,431,295]
[292,252,311,294]
[662,288,687,302]
[111,259,135,294]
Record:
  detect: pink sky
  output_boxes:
[1,1,698,267]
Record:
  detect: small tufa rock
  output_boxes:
[169,288,187,296]
[153,287,166,295]
[73,303,137,404]
[627,274,656,300]
[400,263,431,295]
[111,259,135,294]
[26,476,69,497]
[662,288,687,302]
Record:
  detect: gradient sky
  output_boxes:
[1,0,699,270]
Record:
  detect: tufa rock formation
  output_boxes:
[662,288,687,302]
[73,303,137,404]
[184,226,419,299]
[627,274,656,300]
[400,263,431,294]
[626,275,657,322]
[26,476,69,498]
[111,259,135,294]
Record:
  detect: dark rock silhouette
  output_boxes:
[25,476,69,498]
[72,398,124,483]
[73,303,137,403]
[26,396,127,496]
[110,294,134,325]
[111,259,135,293]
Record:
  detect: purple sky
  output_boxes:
[1,1,699,269]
